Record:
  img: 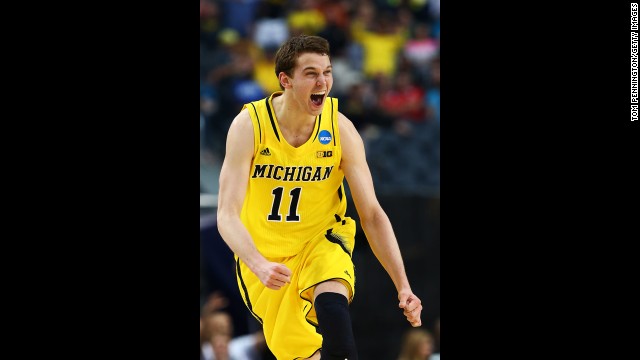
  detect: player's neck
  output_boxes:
[272,91,316,130]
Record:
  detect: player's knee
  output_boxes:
[314,292,358,360]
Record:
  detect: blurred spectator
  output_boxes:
[397,328,437,360]
[397,5,416,30]
[220,0,261,38]
[202,291,230,317]
[368,74,398,128]
[200,0,221,50]
[201,222,252,338]
[287,0,327,36]
[232,77,265,107]
[317,0,352,29]
[207,30,257,86]
[205,30,263,153]
[376,70,425,136]
[200,294,227,359]
[342,1,373,71]
[342,82,374,131]
[432,318,440,360]
[253,17,288,49]
[327,55,363,97]
[253,46,282,95]
[252,1,289,51]
[403,22,439,76]
[202,310,268,360]
[379,70,426,123]
[350,7,408,78]
[341,79,398,146]
[317,0,352,55]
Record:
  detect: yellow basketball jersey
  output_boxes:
[240,92,346,258]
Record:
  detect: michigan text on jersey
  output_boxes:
[251,164,334,182]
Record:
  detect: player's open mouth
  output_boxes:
[310,91,326,107]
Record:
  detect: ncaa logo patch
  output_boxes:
[318,130,332,145]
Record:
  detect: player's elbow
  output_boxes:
[216,206,235,234]
[359,206,389,230]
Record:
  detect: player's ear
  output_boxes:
[279,72,292,89]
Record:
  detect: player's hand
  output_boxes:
[256,262,292,290]
[398,290,422,327]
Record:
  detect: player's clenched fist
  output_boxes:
[398,291,423,327]
[256,262,292,290]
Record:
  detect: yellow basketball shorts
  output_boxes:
[235,216,357,360]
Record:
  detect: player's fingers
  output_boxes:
[266,267,289,284]
[403,303,422,315]
[404,307,420,320]
[406,309,422,322]
[403,303,418,314]
[398,295,408,309]
[265,278,287,290]
[276,264,292,276]
[402,295,420,309]
[261,271,282,288]
[407,295,421,305]
[272,273,290,284]
[268,267,289,282]
[275,264,292,282]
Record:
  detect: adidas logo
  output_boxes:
[260,148,271,156]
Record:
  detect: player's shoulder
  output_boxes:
[232,107,252,127]
[337,111,358,136]
[225,108,255,156]
[337,110,354,126]
[227,108,254,138]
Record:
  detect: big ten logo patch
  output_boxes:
[317,150,333,158]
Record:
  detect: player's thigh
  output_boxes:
[313,279,349,303]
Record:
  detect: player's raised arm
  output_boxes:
[339,112,423,327]
[217,109,291,290]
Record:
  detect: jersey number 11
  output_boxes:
[268,187,301,222]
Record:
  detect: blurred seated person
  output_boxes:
[202,311,267,360]
[397,328,437,360]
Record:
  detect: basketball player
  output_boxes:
[217,35,423,360]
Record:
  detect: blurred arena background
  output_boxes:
[200,0,440,359]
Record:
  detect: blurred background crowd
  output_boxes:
[200,0,440,358]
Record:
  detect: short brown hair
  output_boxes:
[274,35,331,89]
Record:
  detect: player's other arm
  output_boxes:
[217,109,291,290]
[339,112,422,327]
